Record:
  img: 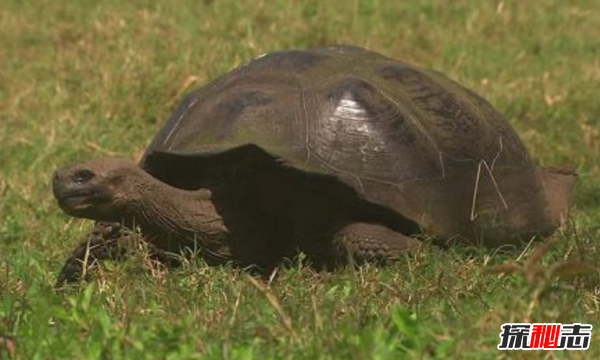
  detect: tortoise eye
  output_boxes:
[73,169,95,184]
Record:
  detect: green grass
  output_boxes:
[1,0,599,358]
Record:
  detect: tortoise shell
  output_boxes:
[142,46,574,246]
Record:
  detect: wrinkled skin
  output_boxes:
[54,159,233,261]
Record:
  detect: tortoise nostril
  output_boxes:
[73,169,95,184]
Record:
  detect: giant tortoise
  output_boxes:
[52,46,575,285]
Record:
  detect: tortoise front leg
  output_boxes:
[333,222,422,264]
[55,221,188,288]
[55,222,179,287]
[55,221,134,288]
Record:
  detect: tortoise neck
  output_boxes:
[124,172,231,261]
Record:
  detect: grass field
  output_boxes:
[1,0,599,358]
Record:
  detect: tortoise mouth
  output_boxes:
[55,189,101,211]
[53,174,112,210]
[58,189,98,202]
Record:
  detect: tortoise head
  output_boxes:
[52,158,142,221]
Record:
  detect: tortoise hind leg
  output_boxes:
[333,222,421,264]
